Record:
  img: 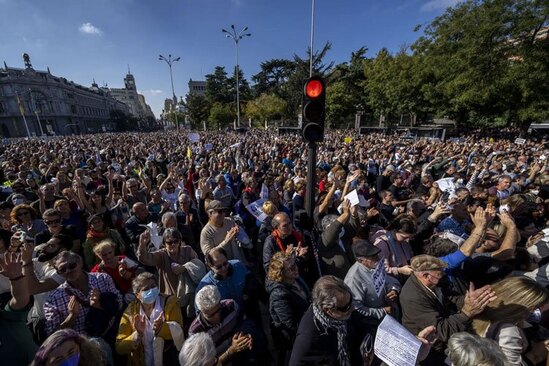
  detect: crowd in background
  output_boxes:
[0,129,549,366]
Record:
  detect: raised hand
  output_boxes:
[224,225,239,243]
[153,313,165,333]
[68,296,82,316]
[497,211,515,229]
[138,230,151,248]
[470,206,487,229]
[296,242,308,257]
[461,282,497,318]
[132,314,146,335]
[90,288,102,309]
[0,251,22,279]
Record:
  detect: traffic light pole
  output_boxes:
[305,141,317,228]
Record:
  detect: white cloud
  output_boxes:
[142,89,163,95]
[421,0,461,12]
[79,22,102,35]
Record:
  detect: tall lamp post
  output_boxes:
[222,25,251,129]
[158,54,181,132]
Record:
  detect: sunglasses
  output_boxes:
[336,296,353,313]
[57,262,78,275]
[45,219,61,225]
[17,211,30,217]
[165,240,180,246]
[213,261,229,270]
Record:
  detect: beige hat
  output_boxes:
[410,254,448,272]
[207,200,226,211]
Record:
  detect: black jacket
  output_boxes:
[265,278,310,345]
[400,274,469,365]
[289,306,376,366]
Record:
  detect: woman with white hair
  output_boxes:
[447,332,507,366]
[189,285,253,364]
[178,333,217,366]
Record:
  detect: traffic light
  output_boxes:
[301,76,325,143]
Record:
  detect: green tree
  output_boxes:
[205,66,232,104]
[284,42,335,120]
[208,102,233,130]
[251,59,296,98]
[363,48,394,124]
[326,47,369,127]
[245,93,287,127]
[185,93,210,130]
[411,0,549,127]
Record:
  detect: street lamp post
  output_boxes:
[222,25,251,129]
[158,54,181,132]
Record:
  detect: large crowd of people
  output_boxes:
[0,128,549,366]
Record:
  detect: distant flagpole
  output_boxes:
[16,93,31,138]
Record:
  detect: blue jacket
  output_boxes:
[196,260,249,307]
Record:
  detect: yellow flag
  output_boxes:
[16,95,25,116]
[344,137,352,143]
[187,146,192,159]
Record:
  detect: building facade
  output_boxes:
[0,54,130,137]
[188,79,206,96]
[109,72,155,126]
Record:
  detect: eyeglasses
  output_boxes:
[165,240,180,246]
[56,262,78,275]
[17,211,30,217]
[44,218,61,225]
[213,261,228,270]
[335,296,354,313]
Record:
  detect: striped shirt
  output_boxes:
[44,272,122,335]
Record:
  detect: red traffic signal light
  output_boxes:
[305,79,323,99]
[302,76,325,143]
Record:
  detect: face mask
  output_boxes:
[141,287,159,304]
[59,353,80,366]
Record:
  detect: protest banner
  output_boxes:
[188,133,200,143]
[245,198,268,222]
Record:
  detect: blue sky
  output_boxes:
[0,0,460,118]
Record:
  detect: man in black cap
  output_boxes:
[400,254,497,365]
[344,238,401,323]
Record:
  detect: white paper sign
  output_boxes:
[146,222,163,250]
[188,133,200,143]
[374,315,422,366]
[515,138,526,145]
[245,198,268,223]
[344,189,369,207]
[435,177,456,194]
[373,259,387,297]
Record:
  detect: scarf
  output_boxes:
[86,228,108,241]
[272,228,303,253]
[312,304,351,366]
